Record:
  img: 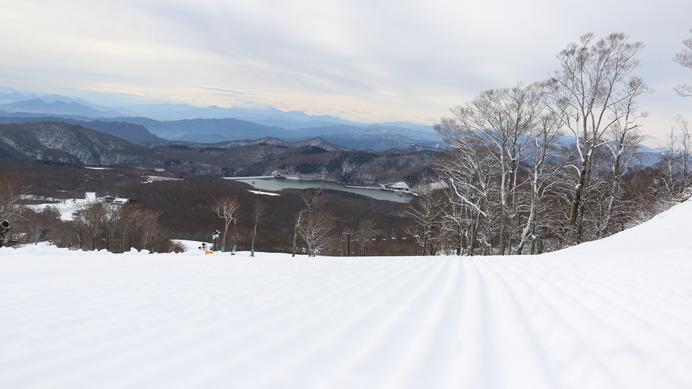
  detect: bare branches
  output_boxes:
[355,219,376,255]
[293,188,333,257]
[549,32,647,243]
[406,187,446,255]
[296,209,334,257]
[212,195,240,252]
[661,116,692,198]
[0,173,31,246]
[435,82,551,254]
[674,29,692,97]
[431,32,652,253]
[251,200,266,253]
[0,173,30,226]
[72,201,163,252]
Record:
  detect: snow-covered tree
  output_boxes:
[594,78,649,238]
[516,112,563,254]
[548,33,648,244]
[406,187,446,255]
[435,82,545,254]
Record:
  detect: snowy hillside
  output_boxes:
[1,201,692,388]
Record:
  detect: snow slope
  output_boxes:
[26,192,98,221]
[1,202,692,388]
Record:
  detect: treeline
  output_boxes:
[22,201,179,253]
[206,187,418,257]
[406,32,692,255]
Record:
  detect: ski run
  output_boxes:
[2,200,692,388]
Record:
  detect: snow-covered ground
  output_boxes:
[26,192,98,221]
[141,175,182,184]
[1,202,692,388]
[248,190,280,197]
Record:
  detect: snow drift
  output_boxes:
[1,201,692,388]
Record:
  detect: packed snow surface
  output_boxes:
[2,202,692,388]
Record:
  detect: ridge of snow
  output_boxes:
[555,199,692,257]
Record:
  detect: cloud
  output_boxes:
[1,0,691,136]
[191,86,268,98]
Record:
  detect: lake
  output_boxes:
[229,177,415,203]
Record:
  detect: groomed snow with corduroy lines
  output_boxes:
[2,200,692,389]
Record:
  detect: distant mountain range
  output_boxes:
[0,121,442,185]
[0,98,123,118]
[0,87,442,151]
[0,86,665,165]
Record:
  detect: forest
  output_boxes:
[407,33,692,255]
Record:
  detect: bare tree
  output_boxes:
[439,191,469,255]
[406,187,446,255]
[356,219,376,255]
[548,32,648,244]
[675,115,692,191]
[73,201,112,250]
[297,209,334,256]
[293,188,332,257]
[435,82,545,254]
[434,145,492,255]
[212,195,240,252]
[516,112,562,254]
[594,78,649,238]
[0,173,30,245]
[660,115,692,200]
[122,203,162,252]
[674,29,692,97]
[292,212,303,257]
[250,200,266,254]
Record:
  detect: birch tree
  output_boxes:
[549,32,648,244]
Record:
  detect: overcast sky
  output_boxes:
[2,0,691,143]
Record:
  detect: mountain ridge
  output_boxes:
[0,122,151,165]
[0,121,442,185]
[0,87,441,151]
